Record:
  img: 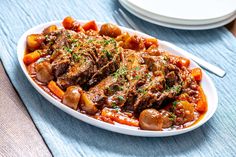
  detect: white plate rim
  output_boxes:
[17,20,218,137]
[122,0,236,25]
[119,0,236,30]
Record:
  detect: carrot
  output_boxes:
[62,16,75,29]
[196,86,207,112]
[48,81,64,99]
[23,51,41,65]
[177,57,190,68]
[101,108,139,127]
[76,26,85,33]
[144,38,158,49]
[191,68,202,82]
[82,20,98,31]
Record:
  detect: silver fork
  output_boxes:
[113,8,226,78]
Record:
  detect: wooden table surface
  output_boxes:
[0,17,235,157]
[0,63,52,157]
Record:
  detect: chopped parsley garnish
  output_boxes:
[71,39,78,43]
[102,49,112,59]
[103,38,116,46]
[137,88,147,94]
[67,33,72,38]
[134,66,140,71]
[72,53,81,62]
[111,102,119,111]
[172,101,178,108]
[113,66,127,79]
[172,85,182,93]
[64,46,73,53]
[166,85,182,94]
[73,42,81,48]
[111,102,117,108]
[106,51,112,59]
[134,75,141,80]
[107,85,123,93]
[169,113,176,121]
[49,41,54,45]
[45,35,49,40]
[146,73,152,79]
[87,39,95,43]
[117,95,125,102]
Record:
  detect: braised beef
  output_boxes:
[57,55,96,89]
[31,25,204,127]
[25,19,207,130]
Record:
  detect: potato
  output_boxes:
[99,23,121,38]
[27,34,45,51]
[123,35,145,51]
[62,86,81,110]
[139,109,163,131]
[80,92,98,115]
[116,32,130,42]
[35,61,54,83]
[43,25,58,35]
[144,38,158,49]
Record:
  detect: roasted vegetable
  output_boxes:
[101,108,139,127]
[35,61,54,83]
[62,86,81,110]
[177,57,190,68]
[99,23,122,38]
[144,38,158,49]
[23,50,41,65]
[191,68,202,82]
[123,35,145,51]
[196,86,207,112]
[62,16,75,29]
[139,109,163,131]
[80,92,98,114]
[82,20,98,31]
[43,25,58,35]
[27,34,45,51]
[48,81,64,99]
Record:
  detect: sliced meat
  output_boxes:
[142,55,167,74]
[51,50,71,77]
[88,48,122,86]
[50,29,78,50]
[165,71,178,87]
[85,76,118,107]
[57,56,96,89]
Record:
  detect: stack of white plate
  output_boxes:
[119,0,236,30]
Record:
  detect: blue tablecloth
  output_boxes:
[1,0,236,156]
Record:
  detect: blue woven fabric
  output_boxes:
[1,0,236,156]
